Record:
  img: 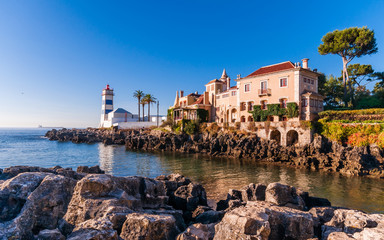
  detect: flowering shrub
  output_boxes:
[320,121,384,147]
[347,132,384,148]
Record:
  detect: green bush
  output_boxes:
[184,120,199,135]
[251,102,298,122]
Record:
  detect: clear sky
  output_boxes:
[1,0,383,128]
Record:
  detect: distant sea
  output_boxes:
[1,128,384,213]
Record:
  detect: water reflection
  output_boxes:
[120,152,384,214]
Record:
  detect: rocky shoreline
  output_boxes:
[1,165,384,239]
[46,128,384,178]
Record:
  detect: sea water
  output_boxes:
[0,128,383,213]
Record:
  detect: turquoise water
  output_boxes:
[1,128,384,213]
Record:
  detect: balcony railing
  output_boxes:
[258,88,271,96]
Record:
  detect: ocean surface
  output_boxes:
[1,128,384,213]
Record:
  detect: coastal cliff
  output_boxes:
[45,128,384,178]
[1,165,384,239]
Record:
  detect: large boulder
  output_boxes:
[321,208,384,238]
[177,223,216,240]
[155,174,192,196]
[241,183,266,201]
[171,183,207,212]
[0,172,50,221]
[265,182,305,210]
[213,202,270,240]
[214,201,315,240]
[0,174,76,239]
[62,174,169,236]
[120,213,181,240]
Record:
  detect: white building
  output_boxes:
[98,85,159,129]
[99,85,139,128]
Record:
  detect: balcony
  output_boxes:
[258,88,271,96]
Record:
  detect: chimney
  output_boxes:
[180,90,184,97]
[195,91,198,95]
[237,74,241,79]
[204,92,209,104]
[227,77,230,89]
[302,58,309,69]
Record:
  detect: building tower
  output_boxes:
[99,84,114,128]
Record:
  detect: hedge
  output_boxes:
[319,108,384,120]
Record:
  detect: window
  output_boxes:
[248,102,254,111]
[245,84,250,92]
[240,102,246,111]
[280,77,288,87]
[280,98,287,108]
[222,94,229,98]
[260,80,268,93]
[231,91,237,96]
[311,80,314,84]
[261,100,267,110]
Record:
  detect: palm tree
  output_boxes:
[143,94,157,122]
[133,90,144,121]
[140,99,146,122]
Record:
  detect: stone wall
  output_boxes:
[219,120,313,147]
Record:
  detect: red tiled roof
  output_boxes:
[205,79,225,85]
[246,61,295,78]
[187,93,201,97]
[192,95,204,105]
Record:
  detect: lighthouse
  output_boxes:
[99,84,114,128]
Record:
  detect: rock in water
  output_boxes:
[265,182,305,210]
[120,213,180,240]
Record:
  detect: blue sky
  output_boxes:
[0,0,383,127]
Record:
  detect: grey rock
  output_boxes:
[120,213,181,240]
[265,182,305,210]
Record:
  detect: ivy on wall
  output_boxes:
[196,109,209,122]
[167,108,174,117]
[250,102,299,122]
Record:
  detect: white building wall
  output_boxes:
[114,122,157,129]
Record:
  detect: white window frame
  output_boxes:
[279,76,288,88]
[260,80,268,90]
[244,83,251,92]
